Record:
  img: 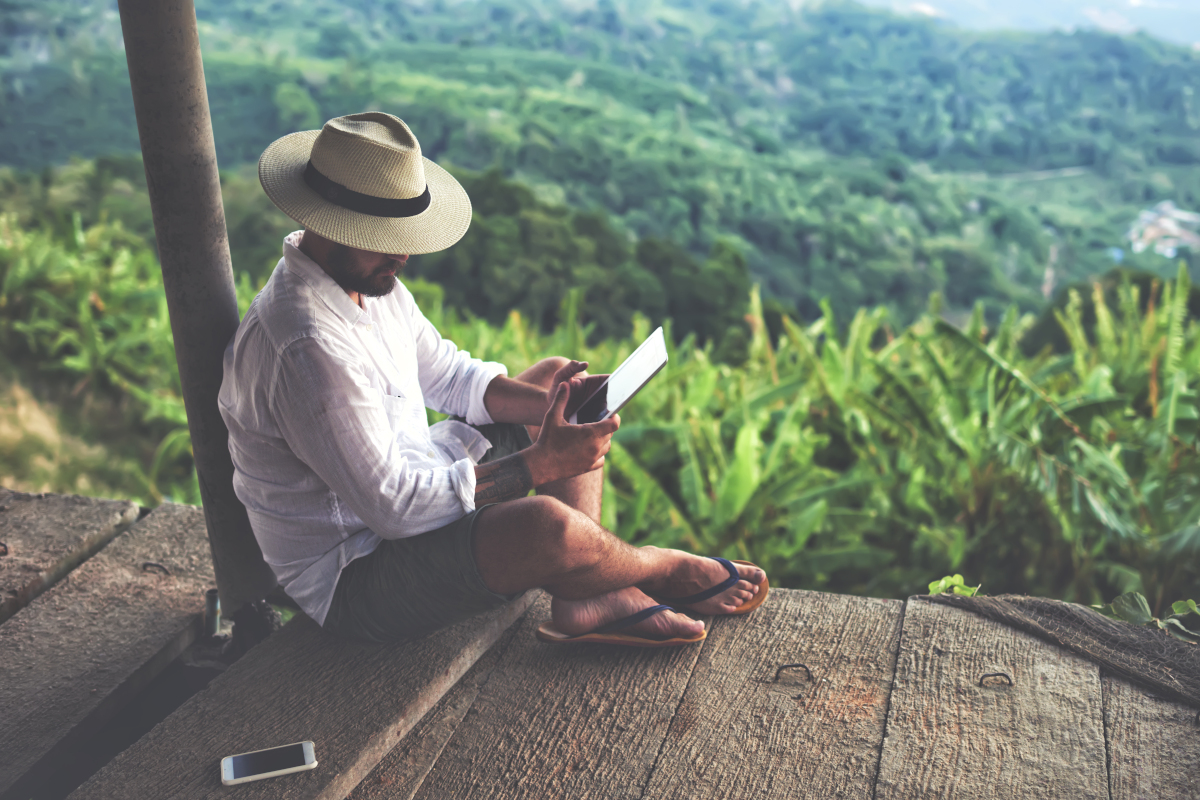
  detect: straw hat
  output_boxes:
[258,112,471,254]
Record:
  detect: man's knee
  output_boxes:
[517,495,606,570]
[473,494,611,595]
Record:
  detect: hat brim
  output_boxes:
[258,130,471,255]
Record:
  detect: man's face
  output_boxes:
[323,243,409,298]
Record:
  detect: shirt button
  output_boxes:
[366,323,374,332]
[426,450,435,457]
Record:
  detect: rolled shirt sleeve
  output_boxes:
[272,333,478,539]
[407,293,507,426]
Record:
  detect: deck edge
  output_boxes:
[869,595,910,800]
[314,590,538,800]
[0,493,141,625]
[1,615,201,800]
[316,587,542,800]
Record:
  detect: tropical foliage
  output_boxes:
[0,215,194,501]
[1094,592,1200,643]
[0,156,753,349]
[3,204,1198,612]
[411,168,752,348]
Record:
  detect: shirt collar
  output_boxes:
[281,231,369,326]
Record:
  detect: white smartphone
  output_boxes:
[220,741,317,786]
[569,326,668,424]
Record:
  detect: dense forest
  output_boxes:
[3,0,1199,323]
[3,196,1198,610]
[1,0,1199,608]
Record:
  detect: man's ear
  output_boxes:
[298,229,332,262]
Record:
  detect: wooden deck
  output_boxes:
[346,593,1199,800]
[3,489,1197,800]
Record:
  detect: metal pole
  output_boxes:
[116,0,277,618]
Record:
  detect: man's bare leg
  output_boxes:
[491,358,760,639]
[473,495,763,640]
[511,358,655,633]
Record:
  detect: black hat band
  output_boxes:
[303,160,431,218]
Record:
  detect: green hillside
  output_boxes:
[4,0,1199,323]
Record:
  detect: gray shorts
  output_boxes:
[322,421,532,643]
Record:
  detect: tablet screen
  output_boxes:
[573,328,668,424]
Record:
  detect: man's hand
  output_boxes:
[525,382,620,485]
[548,360,610,420]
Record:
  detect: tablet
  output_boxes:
[569,327,668,424]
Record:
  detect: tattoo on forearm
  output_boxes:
[475,454,534,504]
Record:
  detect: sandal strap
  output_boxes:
[656,557,739,606]
[575,604,675,637]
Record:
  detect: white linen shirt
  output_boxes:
[218,231,507,626]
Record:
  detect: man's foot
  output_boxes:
[647,553,766,615]
[550,587,705,641]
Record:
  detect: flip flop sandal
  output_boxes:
[654,557,769,616]
[536,604,707,647]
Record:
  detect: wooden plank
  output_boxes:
[68,590,539,800]
[411,593,707,800]
[640,589,904,800]
[0,486,141,624]
[346,619,524,800]
[874,598,1109,800]
[0,503,214,800]
[1103,674,1200,800]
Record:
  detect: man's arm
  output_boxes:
[406,287,507,425]
[474,382,619,504]
[474,453,536,504]
[480,375,552,426]
[482,360,608,426]
[273,336,483,539]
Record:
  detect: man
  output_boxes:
[219,112,767,646]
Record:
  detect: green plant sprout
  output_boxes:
[1092,593,1200,644]
[928,574,981,597]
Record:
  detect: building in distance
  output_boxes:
[1128,201,1200,259]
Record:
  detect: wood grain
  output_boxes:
[346,620,523,800]
[0,487,140,624]
[874,598,1109,800]
[1103,674,1200,800]
[0,503,213,800]
[640,589,904,800]
[68,590,538,800]
[412,593,706,800]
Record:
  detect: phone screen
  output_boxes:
[231,743,308,778]
[573,382,609,425]
[574,328,667,424]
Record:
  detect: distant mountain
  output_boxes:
[2,0,1198,323]
[857,0,1200,49]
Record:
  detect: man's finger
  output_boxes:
[549,382,570,420]
[553,360,588,382]
[585,415,620,435]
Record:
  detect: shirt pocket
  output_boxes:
[380,393,409,432]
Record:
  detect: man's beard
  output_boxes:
[325,243,400,298]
